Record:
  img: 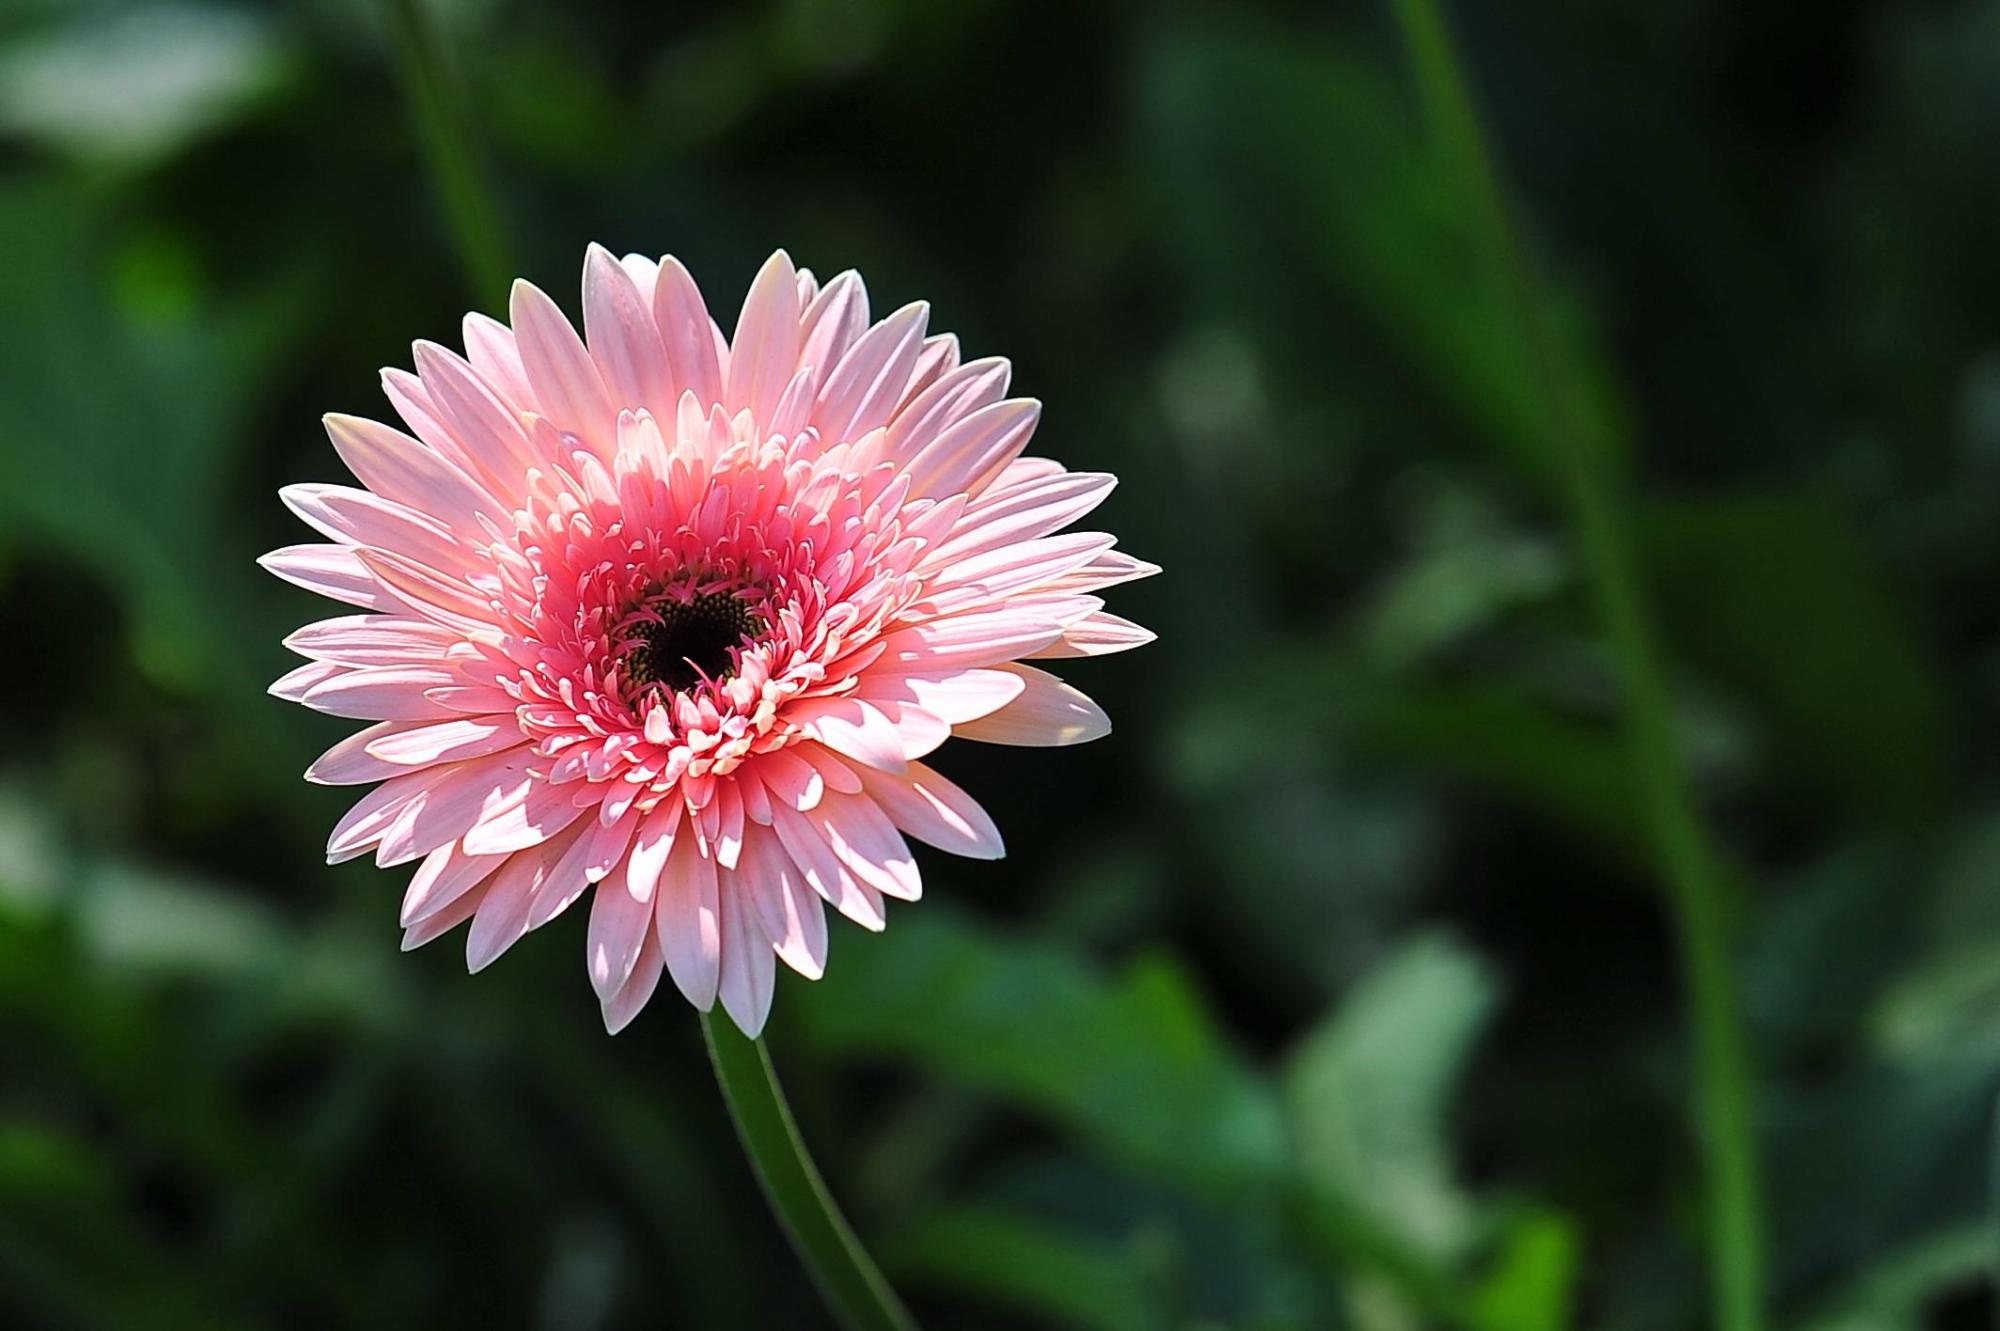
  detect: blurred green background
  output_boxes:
[1,0,1997,1327]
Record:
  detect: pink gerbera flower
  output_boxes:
[265,247,1155,1035]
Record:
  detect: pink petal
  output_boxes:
[807,792,921,901]
[308,720,426,784]
[320,413,502,539]
[461,312,533,410]
[510,279,616,449]
[588,804,676,1000]
[726,250,802,424]
[352,548,495,638]
[583,243,673,421]
[300,664,460,721]
[788,697,909,773]
[370,751,535,867]
[326,768,433,863]
[739,824,826,979]
[799,271,870,383]
[279,483,467,574]
[855,667,1024,725]
[715,873,776,1036]
[601,924,666,1034]
[260,544,403,612]
[855,761,1004,860]
[754,748,825,812]
[814,301,928,442]
[655,829,721,1009]
[402,841,507,927]
[365,717,523,766]
[900,398,1040,500]
[927,471,1117,566]
[1028,611,1157,659]
[460,774,589,855]
[284,614,457,666]
[466,834,577,973]
[652,257,724,410]
[952,663,1111,746]
[414,341,546,481]
[867,610,1065,672]
[908,532,1118,618]
[401,877,489,950]
[270,658,344,704]
[770,800,886,931]
[885,356,1010,455]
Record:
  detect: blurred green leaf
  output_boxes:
[1357,680,1638,854]
[1468,1209,1578,1331]
[0,178,312,701]
[1794,1221,1989,1331]
[883,1204,1172,1331]
[798,911,1287,1196]
[1138,16,1629,492]
[0,5,290,167]
[0,1121,256,1331]
[1640,488,1945,822]
[1284,933,1498,1259]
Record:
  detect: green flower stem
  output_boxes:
[702,1012,920,1331]
[380,0,513,307]
[1386,4,1766,1331]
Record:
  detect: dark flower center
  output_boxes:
[624,592,759,694]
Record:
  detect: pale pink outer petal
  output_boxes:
[365,718,523,766]
[951,663,1111,746]
[814,301,929,441]
[284,614,458,666]
[739,824,827,979]
[465,824,587,973]
[511,279,617,449]
[462,313,533,410]
[788,697,910,773]
[885,356,1011,455]
[901,399,1041,500]
[320,413,502,539]
[854,761,1005,860]
[583,243,675,421]
[1028,611,1158,658]
[308,721,427,785]
[853,668,1025,725]
[655,827,722,1009]
[601,926,666,1034]
[402,841,507,927]
[770,800,886,931]
[866,611,1066,673]
[799,271,870,382]
[651,257,724,411]
[726,250,802,425]
[588,803,676,1000]
[260,545,404,612]
[716,870,777,1035]
[807,793,921,901]
[401,879,489,951]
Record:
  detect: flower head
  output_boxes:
[266,247,1155,1034]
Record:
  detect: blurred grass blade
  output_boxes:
[380,0,511,305]
[1386,3,1766,1331]
[702,1013,919,1331]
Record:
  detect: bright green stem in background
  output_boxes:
[1387,4,1767,1331]
[380,0,513,307]
[702,1013,920,1331]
